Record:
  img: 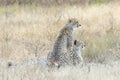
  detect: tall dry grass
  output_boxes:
[0,3,120,62]
[0,58,120,80]
[0,0,119,6]
[0,3,120,80]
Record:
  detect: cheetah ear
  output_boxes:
[74,40,77,45]
[68,19,72,23]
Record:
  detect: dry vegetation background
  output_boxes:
[0,0,120,80]
[0,0,119,6]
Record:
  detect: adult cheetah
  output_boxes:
[47,18,81,68]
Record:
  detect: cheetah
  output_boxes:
[47,40,85,67]
[47,18,81,68]
[72,40,85,65]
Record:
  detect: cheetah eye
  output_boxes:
[69,19,72,23]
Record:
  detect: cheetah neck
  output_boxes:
[65,24,74,31]
[60,27,73,35]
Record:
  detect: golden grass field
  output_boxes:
[0,3,120,80]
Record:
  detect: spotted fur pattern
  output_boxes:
[47,18,81,68]
[72,40,85,65]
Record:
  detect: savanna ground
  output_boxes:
[0,1,120,80]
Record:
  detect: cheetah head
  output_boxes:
[66,18,81,30]
[74,40,85,50]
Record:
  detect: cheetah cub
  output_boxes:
[47,18,81,68]
[73,40,85,65]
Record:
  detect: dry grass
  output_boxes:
[0,0,119,6]
[0,58,120,80]
[0,3,120,80]
[0,3,120,61]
